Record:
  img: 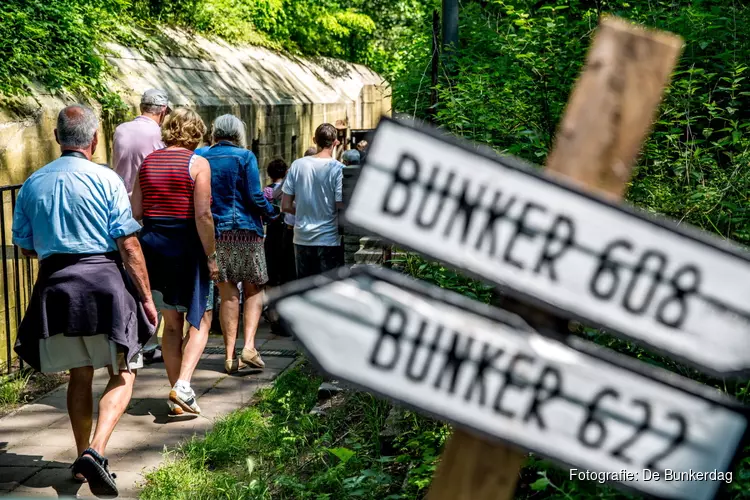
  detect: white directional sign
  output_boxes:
[344,118,750,375]
[270,266,747,500]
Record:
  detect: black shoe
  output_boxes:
[73,448,118,498]
[143,348,162,364]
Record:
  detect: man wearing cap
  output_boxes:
[112,89,170,195]
[112,89,169,362]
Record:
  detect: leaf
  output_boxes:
[530,477,550,491]
[326,447,355,464]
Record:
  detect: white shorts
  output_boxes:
[38,334,143,375]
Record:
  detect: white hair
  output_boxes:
[211,114,247,148]
[57,105,98,149]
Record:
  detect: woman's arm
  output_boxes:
[192,156,219,280]
[131,177,144,220]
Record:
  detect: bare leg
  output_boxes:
[161,310,185,387]
[217,282,241,361]
[67,366,94,456]
[88,366,136,456]
[178,309,211,382]
[242,282,264,350]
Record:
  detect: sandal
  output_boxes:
[70,466,87,483]
[224,357,247,374]
[73,448,118,498]
[240,347,265,369]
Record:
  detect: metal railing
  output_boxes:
[0,184,37,374]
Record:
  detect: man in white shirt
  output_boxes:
[112,89,169,195]
[282,124,345,279]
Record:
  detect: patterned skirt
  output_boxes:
[216,230,269,284]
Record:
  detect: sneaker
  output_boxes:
[224,358,247,374]
[169,384,201,414]
[240,347,265,369]
[167,400,184,417]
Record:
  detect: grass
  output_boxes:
[0,369,67,416]
[141,362,450,500]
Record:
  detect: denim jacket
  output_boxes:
[202,141,276,236]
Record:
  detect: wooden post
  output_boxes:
[426,16,683,500]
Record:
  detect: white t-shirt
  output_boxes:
[282,156,344,246]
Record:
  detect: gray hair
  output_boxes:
[140,103,166,115]
[57,105,99,149]
[211,114,247,148]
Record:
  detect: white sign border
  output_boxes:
[341,117,750,377]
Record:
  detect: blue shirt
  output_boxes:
[200,141,276,236]
[194,146,210,156]
[12,154,142,260]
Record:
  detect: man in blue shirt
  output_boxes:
[12,105,157,497]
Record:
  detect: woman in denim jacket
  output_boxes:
[201,114,277,373]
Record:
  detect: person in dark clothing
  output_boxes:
[264,159,288,288]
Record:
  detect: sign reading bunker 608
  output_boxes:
[344,118,750,375]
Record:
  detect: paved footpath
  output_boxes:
[0,326,298,499]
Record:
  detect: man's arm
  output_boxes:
[282,193,296,215]
[12,185,36,257]
[116,235,157,326]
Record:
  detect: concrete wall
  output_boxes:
[0,28,391,370]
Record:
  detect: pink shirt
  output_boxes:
[112,115,165,195]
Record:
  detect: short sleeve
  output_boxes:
[11,185,33,250]
[108,176,141,240]
[335,165,343,203]
[282,164,296,195]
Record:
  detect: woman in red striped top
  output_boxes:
[131,108,218,416]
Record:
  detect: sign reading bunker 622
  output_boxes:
[344,118,750,375]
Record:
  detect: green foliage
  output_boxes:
[0,0,430,103]
[394,0,750,247]
[142,363,450,499]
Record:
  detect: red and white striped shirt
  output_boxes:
[139,148,195,219]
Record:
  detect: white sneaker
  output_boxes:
[167,400,184,417]
[169,384,201,414]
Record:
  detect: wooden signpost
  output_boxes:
[270,15,750,500]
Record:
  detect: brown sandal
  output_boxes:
[240,348,265,369]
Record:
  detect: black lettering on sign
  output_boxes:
[493,353,534,418]
[444,178,487,244]
[503,202,546,270]
[370,305,405,370]
[382,153,420,217]
[622,251,667,314]
[475,191,517,258]
[433,331,474,395]
[578,388,619,449]
[655,265,701,329]
[590,240,632,300]
[464,343,504,405]
[611,399,651,464]
[406,320,443,382]
[523,366,562,430]
[533,215,576,282]
[645,412,687,470]
[416,166,455,229]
